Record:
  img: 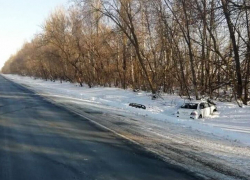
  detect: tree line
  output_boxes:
[2,0,250,105]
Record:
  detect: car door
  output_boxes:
[199,103,205,117]
[204,103,210,117]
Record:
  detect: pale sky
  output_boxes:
[0,0,69,69]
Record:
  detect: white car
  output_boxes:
[176,101,217,119]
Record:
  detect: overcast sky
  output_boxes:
[0,0,69,69]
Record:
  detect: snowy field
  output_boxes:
[3,74,250,180]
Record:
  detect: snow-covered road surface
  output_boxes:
[0,75,200,180]
[3,74,250,180]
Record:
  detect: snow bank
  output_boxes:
[4,74,250,146]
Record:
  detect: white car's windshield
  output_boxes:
[181,103,198,109]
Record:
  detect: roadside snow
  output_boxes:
[5,74,250,146]
[3,74,250,180]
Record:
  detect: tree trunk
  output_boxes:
[221,0,243,100]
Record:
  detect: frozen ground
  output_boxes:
[3,74,250,180]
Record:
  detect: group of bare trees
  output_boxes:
[2,0,250,105]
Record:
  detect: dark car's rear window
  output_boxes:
[181,103,198,109]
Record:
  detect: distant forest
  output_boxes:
[2,0,250,105]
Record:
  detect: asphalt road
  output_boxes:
[0,76,198,180]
